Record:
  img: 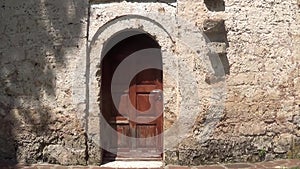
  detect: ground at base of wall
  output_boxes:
[1,159,300,169]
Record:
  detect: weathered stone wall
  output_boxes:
[0,0,299,166]
[0,0,88,165]
[170,0,300,165]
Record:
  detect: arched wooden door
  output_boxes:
[101,33,163,161]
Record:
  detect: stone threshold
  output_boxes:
[100,161,163,168]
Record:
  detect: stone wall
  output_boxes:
[170,0,300,165]
[0,0,299,166]
[0,0,88,165]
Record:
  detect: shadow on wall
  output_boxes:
[202,0,229,84]
[203,19,230,84]
[0,0,86,165]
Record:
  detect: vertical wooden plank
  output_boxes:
[129,84,137,149]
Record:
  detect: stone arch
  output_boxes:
[87,15,177,164]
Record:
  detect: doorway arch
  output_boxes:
[100,30,163,161]
[86,15,178,164]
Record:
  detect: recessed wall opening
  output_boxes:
[100,30,163,162]
[203,19,230,77]
[204,0,225,12]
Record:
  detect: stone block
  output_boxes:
[164,150,179,165]
[239,121,266,136]
[43,145,86,165]
[274,134,292,154]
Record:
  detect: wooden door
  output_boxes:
[101,34,163,160]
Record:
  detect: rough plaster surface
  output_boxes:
[0,0,299,166]
[0,0,88,165]
[172,0,300,165]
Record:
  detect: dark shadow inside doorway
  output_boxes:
[100,30,163,162]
